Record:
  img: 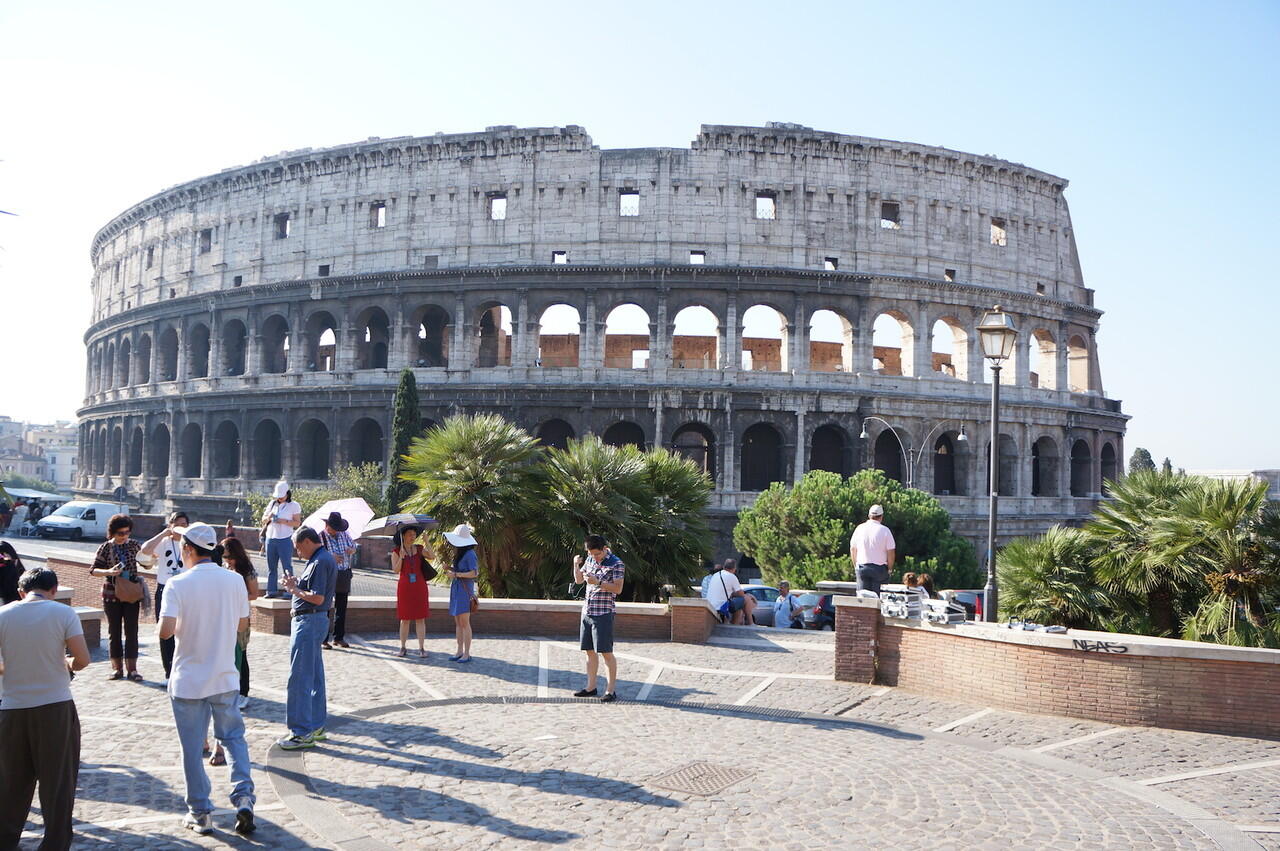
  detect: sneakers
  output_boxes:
[573,687,598,698]
[276,734,314,750]
[184,812,213,834]
[322,642,333,650]
[237,694,250,709]
[310,727,328,742]
[233,798,256,835]
[600,692,618,703]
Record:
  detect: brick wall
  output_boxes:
[670,597,719,643]
[834,599,880,683]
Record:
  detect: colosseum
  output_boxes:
[77,122,1126,554]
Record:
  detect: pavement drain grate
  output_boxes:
[648,762,754,796]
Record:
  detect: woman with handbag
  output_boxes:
[390,525,432,658]
[443,523,479,663]
[90,514,145,681]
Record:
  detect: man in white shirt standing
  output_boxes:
[704,560,757,625]
[772,581,804,629]
[850,504,896,594]
[159,522,256,835]
[260,481,301,598]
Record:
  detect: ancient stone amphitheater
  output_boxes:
[78,122,1126,552]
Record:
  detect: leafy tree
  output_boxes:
[997,526,1113,628]
[1088,470,1199,635]
[1128,447,1156,475]
[1161,457,1173,476]
[522,437,712,601]
[734,469,980,590]
[244,462,387,522]
[0,472,61,493]
[385,368,421,514]
[398,413,543,596]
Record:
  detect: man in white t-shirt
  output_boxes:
[704,560,756,625]
[260,481,301,598]
[850,504,896,594]
[159,523,255,835]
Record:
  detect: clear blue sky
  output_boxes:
[1,0,1276,469]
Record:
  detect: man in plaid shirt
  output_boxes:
[572,534,625,703]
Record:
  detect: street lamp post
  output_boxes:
[859,416,967,490]
[976,305,1018,622]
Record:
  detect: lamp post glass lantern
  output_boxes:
[977,306,1018,622]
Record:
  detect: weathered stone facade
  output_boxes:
[77,123,1126,554]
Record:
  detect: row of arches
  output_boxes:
[87,300,1096,394]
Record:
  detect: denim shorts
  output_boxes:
[580,613,615,653]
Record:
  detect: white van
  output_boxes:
[36,501,127,541]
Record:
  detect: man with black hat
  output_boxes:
[320,512,357,650]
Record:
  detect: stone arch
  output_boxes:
[603,303,651,369]
[601,421,646,450]
[355,307,391,370]
[118,338,132,386]
[872,310,915,376]
[261,314,291,374]
[740,304,789,372]
[1031,328,1057,389]
[1068,335,1091,392]
[873,428,905,483]
[150,424,170,478]
[809,423,850,476]
[92,427,106,475]
[474,302,512,367]
[1070,439,1093,497]
[158,328,180,381]
[930,316,969,380]
[188,323,211,378]
[672,422,716,482]
[104,341,116,388]
[297,419,330,479]
[741,422,784,491]
[107,425,123,475]
[536,418,575,450]
[221,320,247,376]
[127,426,144,477]
[1031,436,1060,496]
[208,420,238,478]
[933,433,964,495]
[348,417,384,468]
[180,422,202,478]
[672,305,719,369]
[305,310,339,372]
[136,334,152,383]
[536,303,581,367]
[1100,442,1119,490]
[253,419,283,479]
[985,434,1019,496]
[411,304,451,367]
[809,309,853,373]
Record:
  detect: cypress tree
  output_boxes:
[1128,447,1156,476]
[386,368,422,513]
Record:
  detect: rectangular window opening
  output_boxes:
[273,213,291,239]
[552,250,567,264]
[489,194,507,221]
[879,201,901,229]
[619,190,640,217]
[232,275,243,287]
[318,264,330,278]
[824,257,838,271]
[423,255,439,269]
[689,250,706,265]
[1036,283,1046,295]
[944,268,956,283]
[168,288,176,299]
[990,217,1007,246]
[146,247,155,269]
[370,201,387,228]
[199,228,212,254]
[755,192,776,220]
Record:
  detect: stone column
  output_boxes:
[339,324,359,372]
[723,295,739,372]
[238,410,252,483]
[201,413,214,485]
[290,331,310,374]
[722,401,736,491]
[793,406,807,484]
[449,295,468,369]
[790,300,810,373]
[911,304,931,378]
[583,292,602,369]
[175,325,189,383]
[389,304,409,370]
[514,291,533,368]
[652,292,670,370]
[167,411,181,484]
[967,310,986,386]
[1056,320,1070,393]
[1013,320,1032,387]
[250,335,266,375]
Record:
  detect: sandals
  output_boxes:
[126,671,144,682]
[397,647,407,658]
[417,649,427,658]
[108,670,125,681]
[209,749,226,767]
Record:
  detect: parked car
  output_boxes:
[36,501,125,541]
[797,592,836,630]
[742,584,780,626]
[941,589,984,621]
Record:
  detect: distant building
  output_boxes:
[0,418,79,490]
[1187,469,1280,502]
[0,448,49,481]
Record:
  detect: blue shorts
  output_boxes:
[728,596,746,612]
[580,613,615,653]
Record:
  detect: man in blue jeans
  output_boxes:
[259,480,301,598]
[159,522,256,835]
[277,527,337,750]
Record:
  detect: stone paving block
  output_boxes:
[1045,725,1280,779]
[1153,765,1280,825]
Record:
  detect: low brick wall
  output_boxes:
[77,607,103,650]
[834,596,1280,738]
[670,596,721,643]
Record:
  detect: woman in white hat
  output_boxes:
[259,481,301,598]
[442,523,479,663]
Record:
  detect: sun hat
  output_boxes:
[173,522,219,551]
[868,504,884,517]
[443,523,478,547]
[272,481,290,499]
[323,511,349,532]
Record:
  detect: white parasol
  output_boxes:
[303,498,376,537]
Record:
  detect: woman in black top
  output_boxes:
[0,541,23,604]
[89,514,144,681]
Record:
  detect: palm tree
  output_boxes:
[997,526,1112,628]
[1149,477,1280,647]
[398,414,543,596]
[1087,470,1199,635]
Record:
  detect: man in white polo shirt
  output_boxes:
[159,522,256,836]
[850,504,896,594]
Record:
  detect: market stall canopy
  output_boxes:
[3,488,72,502]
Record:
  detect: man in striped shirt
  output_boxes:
[572,534,625,703]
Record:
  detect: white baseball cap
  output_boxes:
[273,481,290,499]
[173,522,219,551]
[869,504,884,517]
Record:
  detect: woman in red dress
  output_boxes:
[391,525,431,657]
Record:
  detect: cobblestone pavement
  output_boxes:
[13,621,1280,849]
